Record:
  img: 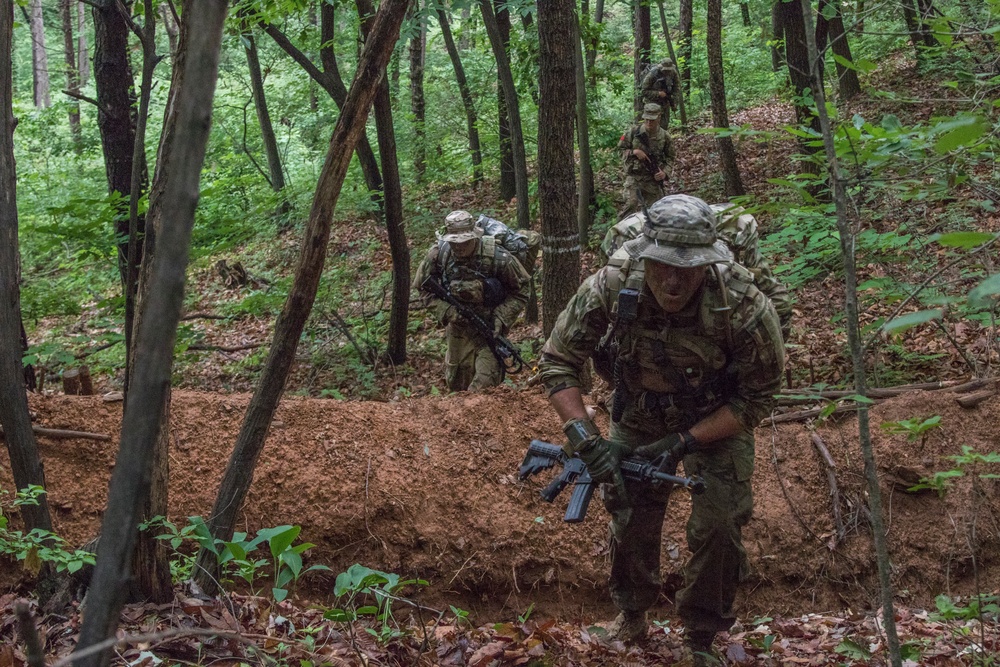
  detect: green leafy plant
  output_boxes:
[880,415,942,442]
[323,564,428,644]
[908,445,1000,496]
[0,485,95,575]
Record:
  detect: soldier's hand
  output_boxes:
[577,436,626,484]
[633,431,697,470]
[632,148,649,162]
[654,170,666,182]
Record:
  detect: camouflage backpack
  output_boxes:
[475,214,541,277]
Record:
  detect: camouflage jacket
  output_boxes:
[640,62,682,111]
[538,257,784,434]
[617,124,675,181]
[600,205,793,339]
[413,236,530,330]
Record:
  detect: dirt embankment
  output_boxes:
[2,386,999,625]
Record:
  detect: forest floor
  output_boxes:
[3,53,1000,666]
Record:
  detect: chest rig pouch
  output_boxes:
[438,237,507,310]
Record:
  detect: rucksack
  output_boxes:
[475,214,541,276]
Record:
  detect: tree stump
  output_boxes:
[62,367,93,395]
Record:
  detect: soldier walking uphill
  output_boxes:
[536,195,784,664]
[640,58,683,127]
[617,103,675,220]
[414,211,530,392]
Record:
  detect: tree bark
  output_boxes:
[654,0,686,126]
[159,3,178,55]
[494,0,515,201]
[29,0,50,108]
[192,0,410,596]
[584,0,604,89]
[777,0,822,135]
[480,0,529,229]
[437,6,482,185]
[409,0,426,182]
[60,0,81,146]
[740,0,751,26]
[678,0,692,96]
[242,26,289,219]
[770,0,784,72]
[573,11,593,245]
[77,0,89,86]
[357,0,409,366]
[706,0,744,196]
[0,0,53,537]
[73,4,230,663]
[815,0,861,100]
[538,0,579,338]
[633,0,651,115]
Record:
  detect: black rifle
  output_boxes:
[518,439,706,523]
[422,275,526,376]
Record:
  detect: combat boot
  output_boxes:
[607,610,648,642]
[679,631,722,666]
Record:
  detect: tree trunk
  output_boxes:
[159,3,178,55]
[797,0,903,663]
[678,0,692,96]
[573,12,593,246]
[73,4,230,663]
[777,0,821,134]
[192,0,410,596]
[633,0,651,116]
[816,0,861,100]
[357,0,409,366]
[480,0,529,230]
[409,0,426,182]
[706,0,744,196]
[243,26,289,221]
[740,0,751,26]
[654,0,686,126]
[77,0,89,86]
[770,0,784,71]
[60,0,81,147]
[538,0,579,338]
[0,0,53,537]
[494,0,515,201]
[584,0,604,89]
[29,0,50,108]
[438,7,482,185]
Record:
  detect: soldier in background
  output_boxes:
[617,103,675,220]
[640,58,682,127]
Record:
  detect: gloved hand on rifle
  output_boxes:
[433,300,457,327]
[633,430,699,471]
[563,417,626,484]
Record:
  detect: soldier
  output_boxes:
[617,103,675,220]
[536,195,784,664]
[414,210,531,392]
[640,58,683,127]
[600,203,794,341]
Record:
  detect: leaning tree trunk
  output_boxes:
[192,0,410,595]
[357,0,409,366]
[494,0,515,202]
[798,0,903,663]
[816,0,861,100]
[60,0,81,147]
[538,0,579,337]
[73,4,230,664]
[28,0,50,108]
[0,0,53,538]
[654,0,687,125]
[573,11,593,245]
[409,0,426,182]
[437,7,483,185]
[633,0,651,116]
[480,0,530,230]
[706,0,744,196]
[678,0,693,96]
[243,26,289,222]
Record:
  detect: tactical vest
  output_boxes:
[597,253,759,430]
[436,236,507,313]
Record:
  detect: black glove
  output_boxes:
[633,431,698,470]
[563,418,625,484]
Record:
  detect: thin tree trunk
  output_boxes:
[73,4,229,663]
[771,0,784,71]
[495,0,514,201]
[678,0,692,96]
[243,26,289,220]
[654,0,686,125]
[77,0,89,86]
[798,0,902,663]
[706,0,744,196]
[740,0,751,26]
[585,0,604,89]
[357,0,408,366]
[159,3,178,56]
[192,0,410,596]
[60,0,81,147]
[778,0,822,135]
[538,0,579,338]
[816,0,861,100]
[480,0,529,229]
[573,11,593,245]
[438,7,482,184]
[633,0,651,115]
[0,0,53,538]
[29,0,50,108]
[409,0,426,182]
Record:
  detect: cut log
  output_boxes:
[956,389,995,409]
[79,365,94,395]
[62,368,80,395]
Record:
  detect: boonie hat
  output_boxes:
[641,103,663,120]
[441,210,483,244]
[622,194,733,268]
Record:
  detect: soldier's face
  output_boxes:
[450,238,478,258]
[644,117,660,132]
[644,261,706,313]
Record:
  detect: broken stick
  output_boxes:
[811,432,845,550]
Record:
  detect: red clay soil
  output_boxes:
[2,384,999,628]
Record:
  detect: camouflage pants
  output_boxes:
[603,421,755,634]
[619,176,666,219]
[444,322,501,392]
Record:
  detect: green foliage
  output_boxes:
[932,593,1000,622]
[323,564,428,644]
[908,445,1000,496]
[0,485,95,575]
[880,415,942,442]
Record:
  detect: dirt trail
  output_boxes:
[2,386,999,626]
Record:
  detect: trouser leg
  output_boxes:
[444,326,476,391]
[469,343,502,390]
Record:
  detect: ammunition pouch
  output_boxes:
[482,277,507,310]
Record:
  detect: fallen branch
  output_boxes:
[811,432,845,550]
[956,389,995,409]
[777,381,960,405]
[181,311,231,320]
[764,403,866,426]
[187,342,261,353]
[0,426,112,442]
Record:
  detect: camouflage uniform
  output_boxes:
[414,213,530,392]
[600,204,794,339]
[617,105,675,219]
[640,60,682,126]
[538,196,784,637]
